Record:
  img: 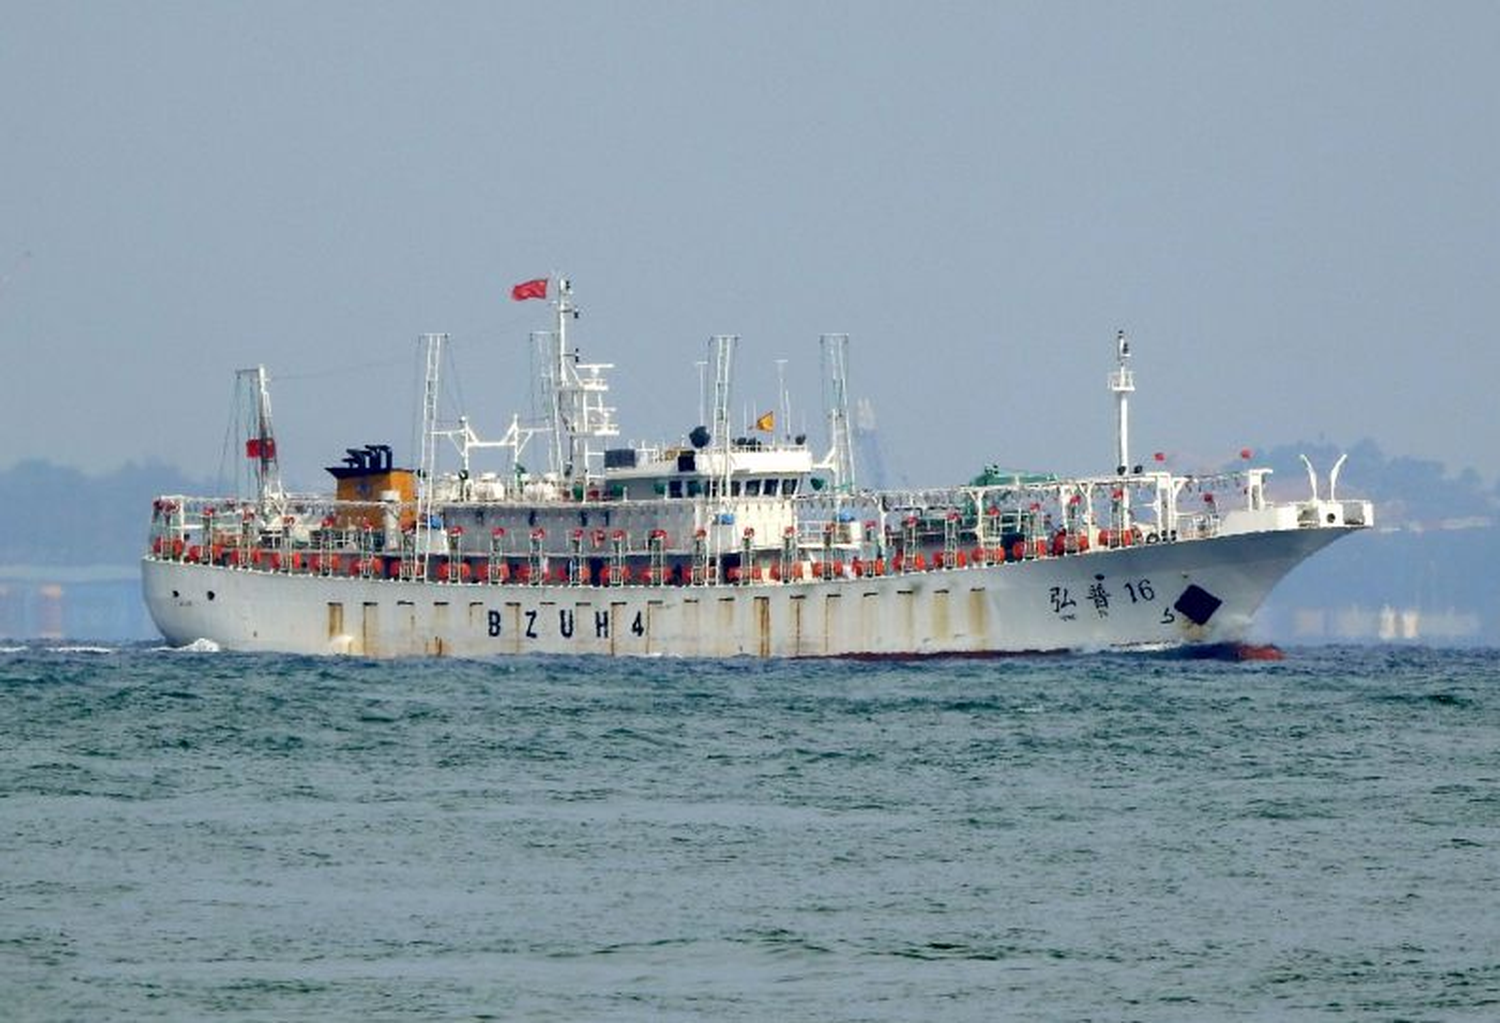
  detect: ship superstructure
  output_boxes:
[142,278,1371,658]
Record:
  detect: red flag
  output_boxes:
[511,278,548,301]
[246,438,276,459]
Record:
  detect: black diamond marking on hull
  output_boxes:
[1174,584,1223,626]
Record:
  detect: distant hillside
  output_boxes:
[1245,441,1498,645]
[1252,438,1497,525]
[0,460,214,567]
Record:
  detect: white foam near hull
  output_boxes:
[142,527,1350,658]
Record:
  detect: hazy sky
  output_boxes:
[3,1,1496,493]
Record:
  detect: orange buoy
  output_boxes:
[1234,643,1285,661]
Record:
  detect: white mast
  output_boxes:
[1109,329,1135,473]
[535,327,564,478]
[556,277,573,478]
[709,335,737,492]
[415,332,447,577]
[537,278,618,484]
[236,365,285,518]
[821,333,855,491]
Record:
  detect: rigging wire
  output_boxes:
[215,377,235,499]
[446,342,466,433]
[212,331,526,481]
[408,342,424,483]
[214,373,247,501]
[270,354,411,384]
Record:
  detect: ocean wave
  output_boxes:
[0,646,1493,1019]
[173,638,223,653]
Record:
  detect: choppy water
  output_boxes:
[2,645,1498,1021]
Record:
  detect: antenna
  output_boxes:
[1108,329,1135,474]
[695,359,708,427]
[775,358,789,442]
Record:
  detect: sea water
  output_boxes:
[1,645,1497,1021]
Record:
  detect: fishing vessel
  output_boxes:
[142,278,1371,658]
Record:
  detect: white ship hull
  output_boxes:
[142,526,1351,659]
[145,281,1373,659]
